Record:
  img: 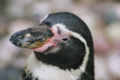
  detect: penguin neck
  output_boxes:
[24,53,83,80]
[23,52,94,80]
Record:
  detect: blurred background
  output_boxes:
[0,0,120,80]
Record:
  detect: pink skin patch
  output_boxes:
[32,26,61,52]
[32,26,69,52]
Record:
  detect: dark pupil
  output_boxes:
[62,38,68,41]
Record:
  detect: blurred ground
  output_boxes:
[0,0,120,80]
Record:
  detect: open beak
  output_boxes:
[10,25,53,49]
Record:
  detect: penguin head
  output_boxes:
[10,12,94,70]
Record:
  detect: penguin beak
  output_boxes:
[10,25,53,49]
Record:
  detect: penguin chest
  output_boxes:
[24,54,82,80]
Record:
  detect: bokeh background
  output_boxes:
[0,0,120,80]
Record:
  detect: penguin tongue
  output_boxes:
[32,38,56,52]
[33,42,53,52]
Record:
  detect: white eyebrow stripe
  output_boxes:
[68,31,89,72]
[40,15,49,23]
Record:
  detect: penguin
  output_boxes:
[10,12,94,80]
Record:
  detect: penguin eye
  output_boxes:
[62,37,69,42]
[62,38,68,41]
